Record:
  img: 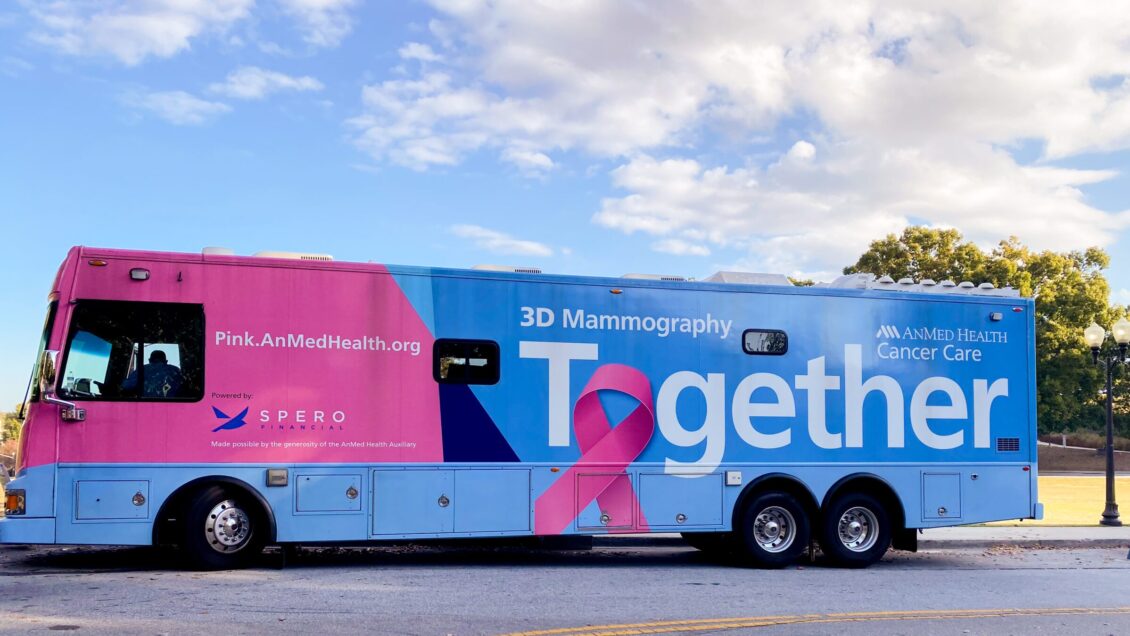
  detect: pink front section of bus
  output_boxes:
[48,254,443,466]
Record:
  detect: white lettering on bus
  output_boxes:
[259,410,346,423]
[520,340,1010,474]
[518,341,599,447]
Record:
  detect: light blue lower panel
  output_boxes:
[0,517,56,544]
[922,472,962,521]
[639,473,723,528]
[296,474,362,513]
[372,469,454,535]
[75,480,150,520]
[453,469,531,532]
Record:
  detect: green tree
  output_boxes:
[2,406,21,443]
[845,228,1126,435]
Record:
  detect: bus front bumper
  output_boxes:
[0,516,56,544]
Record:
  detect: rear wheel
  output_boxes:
[819,492,891,568]
[182,486,263,570]
[732,492,810,568]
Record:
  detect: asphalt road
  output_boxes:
[1,542,1128,635]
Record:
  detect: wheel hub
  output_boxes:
[837,506,879,553]
[752,506,796,553]
[206,500,251,553]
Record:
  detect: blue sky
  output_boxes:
[1,1,1129,407]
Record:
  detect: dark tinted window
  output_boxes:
[742,329,788,355]
[59,301,204,401]
[433,339,500,385]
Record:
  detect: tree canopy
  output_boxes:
[845,227,1126,435]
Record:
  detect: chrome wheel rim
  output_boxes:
[205,499,251,553]
[752,506,796,553]
[837,506,879,552]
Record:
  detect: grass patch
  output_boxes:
[1038,431,1130,451]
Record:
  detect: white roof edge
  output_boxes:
[471,264,543,274]
[252,250,333,261]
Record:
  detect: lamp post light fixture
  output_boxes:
[1085,317,1130,527]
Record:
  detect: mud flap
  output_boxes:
[892,527,918,552]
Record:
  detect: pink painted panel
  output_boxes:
[52,253,442,465]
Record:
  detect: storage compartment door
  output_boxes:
[372,470,453,535]
[296,474,362,512]
[75,480,150,520]
[454,470,531,533]
[639,473,723,528]
[922,472,962,521]
[576,473,635,530]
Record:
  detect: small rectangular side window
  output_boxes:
[433,339,500,385]
[742,329,788,355]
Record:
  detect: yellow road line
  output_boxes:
[502,606,1130,636]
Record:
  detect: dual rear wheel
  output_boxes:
[722,490,892,568]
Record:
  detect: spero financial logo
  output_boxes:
[210,405,347,434]
[211,406,249,432]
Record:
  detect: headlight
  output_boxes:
[4,489,25,516]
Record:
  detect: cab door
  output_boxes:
[52,301,204,527]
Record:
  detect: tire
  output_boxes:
[681,532,733,554]
[182,486,263,570]
[819,492,891,568]
[732,492,810,568]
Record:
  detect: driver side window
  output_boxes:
[58,301,204,401]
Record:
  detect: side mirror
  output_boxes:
[38,350,85,422]
[38,350,58,397]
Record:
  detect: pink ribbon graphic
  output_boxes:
[534,363,655,535]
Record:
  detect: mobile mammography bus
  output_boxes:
[2,247,1041,569]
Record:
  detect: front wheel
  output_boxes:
[819,492,891,568]
[732,492,810,568]
[182,486,263,570]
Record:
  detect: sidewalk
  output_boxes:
[918,525,1130,549]
[595,525,1130,550]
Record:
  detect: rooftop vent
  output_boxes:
[252,250,333,261]
[855,275,1019,296]
[826,273,874,289]
[622,273,689,282]
[202,247,235,256]
[471,264,543,274]
[703,271,793,286]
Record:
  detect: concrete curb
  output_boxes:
[590,535,1130,550]
[917,538,1130,550]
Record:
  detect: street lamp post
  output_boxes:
[1084,317,1130,527]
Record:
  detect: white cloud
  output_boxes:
[26,0,253,65]
[277,0,357,48]
[209,66,324,100]
[124,90,231,125]
[652,239,710,257]
[354,0,1130,274]
[501,147,554,174]
[596,145,1129,279]
[1,56,33,77]
[451,224,554,257]
[1116,288,1130,306]
[399,42,443,63]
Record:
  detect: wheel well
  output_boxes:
[153,476,277,546]
[733,474,820,529]
[821,474,906,529]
